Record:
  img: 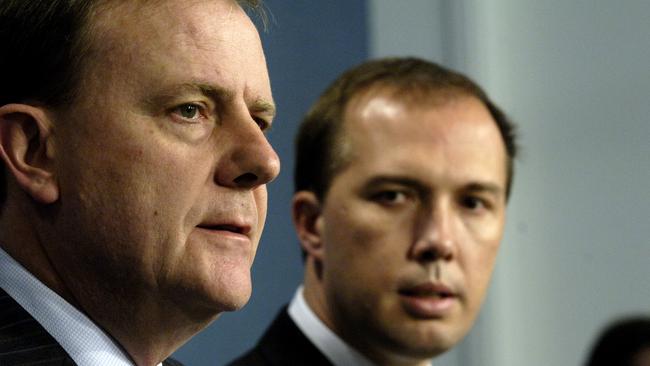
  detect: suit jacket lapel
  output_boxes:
[257,306,334,365]
[0,288,77,365]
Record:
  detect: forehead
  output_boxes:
[343,89,499,148]
[338,90,507,187]
[89,0,255,58]
[80,0,270,99]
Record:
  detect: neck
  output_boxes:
[0,194,78,305]
[92,292,219,366]
[302,258,432,366]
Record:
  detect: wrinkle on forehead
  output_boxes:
[86,0,260,81]
[172,1,242,42]
[74,0,270,108]
[89,0,246,47]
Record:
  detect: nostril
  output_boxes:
[418,249,437,262]
[233,172,258,187]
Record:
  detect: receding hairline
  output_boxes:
[333,84,503,174]
[63,0,266,103]
[344,82,484,116]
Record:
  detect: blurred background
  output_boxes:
[174,1,650,365]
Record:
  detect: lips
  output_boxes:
[399,283,455,298]
[398,283,458,318]
[196,223,250,235]
[193,218,254,248]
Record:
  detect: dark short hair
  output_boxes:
[0,0,98,108]
[586,316,650,366]
[294,57,518,200]
[0,0,262,206]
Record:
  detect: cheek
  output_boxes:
[462,213,505,243]
[460,241,500,306]
[322,204,403,282]
[69,127,211,235]
[252,186,268,238]
[324,205,374,254]
[458,216,504,283]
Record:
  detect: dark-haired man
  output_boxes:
[0,1,279,365]
[230,57,517,366]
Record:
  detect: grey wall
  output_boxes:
[173,1,368,365]
[371,1,650,366]
[467,2,650,365]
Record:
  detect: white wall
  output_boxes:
[369,1,650,365]
[369,0,448,62]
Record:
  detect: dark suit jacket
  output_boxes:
[227,306,333,366]
[0,288,183,366]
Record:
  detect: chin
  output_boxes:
[210,272,254,312]
[384,321,467,360]
[181,288,251,319]
[171,271,253,318]
[214,282,252,311]
[385,336,456,362]
[422,330,467,357]
[220,295,251,312]
[189,244,256,312]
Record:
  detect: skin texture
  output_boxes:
[297,90,507,366]
[0,1,278,364]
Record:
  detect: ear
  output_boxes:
[292,190,325,260]
[0,104,58,204]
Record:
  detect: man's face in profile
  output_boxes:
[48,0,279,316]
[314,90,507,361]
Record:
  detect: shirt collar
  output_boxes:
[0,247,162,366]
[288,286,377,366]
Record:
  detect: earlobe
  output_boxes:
[0,104,58,204]
[292,190,325,260]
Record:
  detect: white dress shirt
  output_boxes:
[0,247,163,366]
[288,286,434,366]
[288,286,376,366]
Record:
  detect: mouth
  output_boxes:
[192,222,253,255]
[196,224,249,235]
[398,283,456,299]
[398,283,458,318]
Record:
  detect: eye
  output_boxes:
[370,190,408,205]
[179,104,199,118]
[459,195,488,211]
[171,103,206,123]
[253,116,270,131]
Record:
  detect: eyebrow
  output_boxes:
[464,182,504,198]
[364,175,504,197]
[250,98,277,119]
[363,176,429,193]
[146,82,276,119]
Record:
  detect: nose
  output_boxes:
[410,201,455,263]
[214,118,280,189]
